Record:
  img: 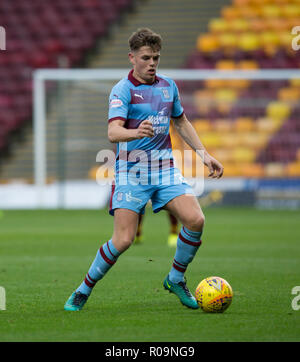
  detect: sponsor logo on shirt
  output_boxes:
[109,99,123,108]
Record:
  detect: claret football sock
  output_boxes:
[169,226,202,284]
[76,239,121,296]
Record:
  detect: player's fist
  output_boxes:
[136,120,154,139]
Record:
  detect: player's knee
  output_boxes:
[114,234,135,252]
[187,213,205,232]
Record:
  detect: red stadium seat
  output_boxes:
[0,0,134,145]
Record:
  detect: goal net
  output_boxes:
[33,69,300,209]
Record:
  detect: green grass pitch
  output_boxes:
[0,207,299,342]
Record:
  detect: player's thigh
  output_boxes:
[112,208,140,252]
[164,194,205,232]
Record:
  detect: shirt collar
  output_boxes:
[128,69,159,86]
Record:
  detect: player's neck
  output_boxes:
[132,69,155,85]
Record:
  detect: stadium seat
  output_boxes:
[199,132,222,148]
[234,117,256,132]
[221,163,241,177]
[264,162,285,177]
[196,34,219,53]
[278,87,300,104]
[193,119,212,133]
[266,101,291,121]
[213,119,234,132]
[286,162,300,177]
[240,163,265,178]
[221,6,240,20]
[208,18,229,33]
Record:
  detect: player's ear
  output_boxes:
[128,52,135,66]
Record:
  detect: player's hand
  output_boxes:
[203,152,224,178]
[136,120,154,139]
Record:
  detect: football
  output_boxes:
[195,276,233,313]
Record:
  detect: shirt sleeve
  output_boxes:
[171,81,184,119]
[108,82,130,123]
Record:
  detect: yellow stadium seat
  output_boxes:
[240,163,265,178]
[233,0,250,6]
[193,119,212,133]
[290,78,300,88]
[249,18,268,32]
[266,101,291,121]
[204,79,226,89]
[218,33,238,50]
[232,147,256,163]
[282,4,300,17]
[238,6,260,18]
[193,89,213,115]
[240,132,270,149]
[89,165,114,180]
[229,18,250,32]
[287,16,300,29]
[261,5,282,18]
[200,132,222,148]
[214,88,237,116]
[197,34,219,53]
[222,163,241,177]
[252,0,273,4]
[170,136,182,151]
[237,60,258,69]
[221,6,240,20]
[210,148,233,163]
[221,133,242,148]
[256,117,282,133]
[216,60,236,70]
[234,117,255,132]
[264,163,285,178]
[278,31,294,48]
[261,31,281,55]
[213,119,234,132]
[237,32,261,51]
[286,162,300,177]
[260,31,280,47]
[88,166,98,180]
[226,79,250,89]
[266,17,289,32]
[278,87,300,103]
[215,88,237,102]
[209,18,229,33]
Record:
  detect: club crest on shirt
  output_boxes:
[162,89,170,99]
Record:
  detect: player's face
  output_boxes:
[129,46,160,84]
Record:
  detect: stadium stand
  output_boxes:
[1,0,300,183]
[0,0,133,159]
[178,0,300,178]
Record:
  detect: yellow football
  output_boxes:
[195,276,233,313]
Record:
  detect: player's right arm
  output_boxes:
[108,119,154,143]
[108,81,154,143]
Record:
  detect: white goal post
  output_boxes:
[33,68,300,208]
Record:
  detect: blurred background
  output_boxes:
[0,0,300,209]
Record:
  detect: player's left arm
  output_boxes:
[173,113,224,178]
